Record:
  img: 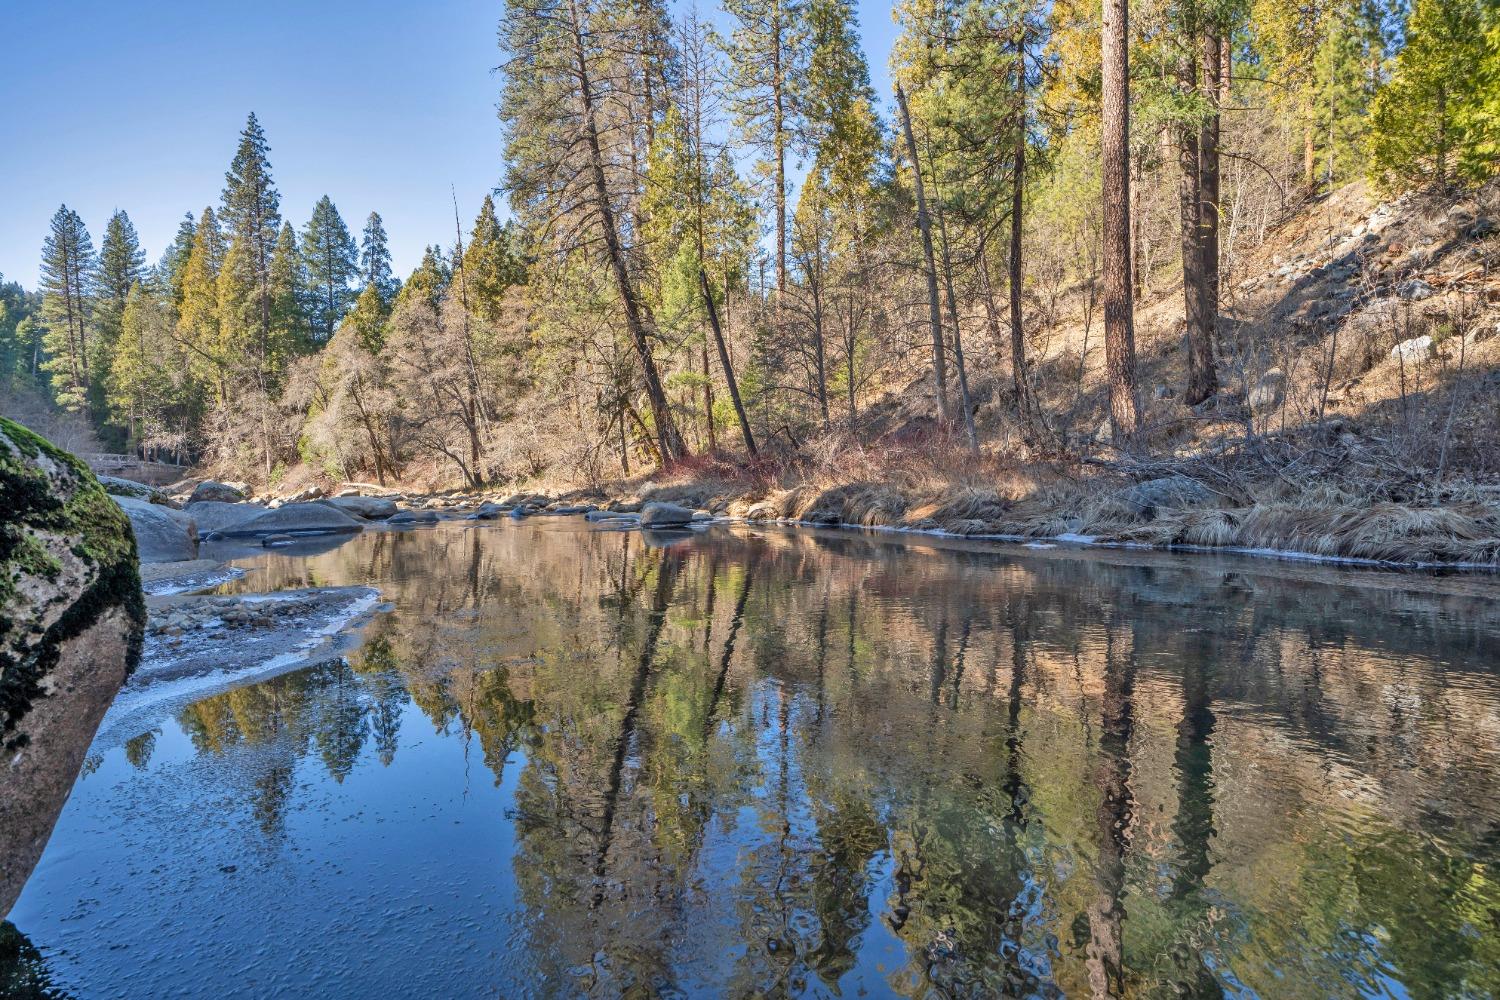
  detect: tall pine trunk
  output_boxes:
[896,83,952,426]
[1009,30,1040,446]
[568,0,685,465]
[700,268,758,457]
[1101,0,1140,443]
[1179,49,1210,406]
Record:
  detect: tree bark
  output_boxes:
[1190,30,1222,405]
[1009,50,1040,446]
[895,83,952,425]
[568,0,685,465]
[1101,0,1140,443]
[700,268,758,457]
[1178,45,1212,406]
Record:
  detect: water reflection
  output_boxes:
[9,521,1500,998]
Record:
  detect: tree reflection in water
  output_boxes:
[10,522,1500,998]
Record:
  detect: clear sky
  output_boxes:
[0,0,898,288]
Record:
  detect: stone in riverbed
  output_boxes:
[1,417,145,914]
[640,501,694,527]
[188,480,246,503]
[185,500,267,536]
[467,503,504,520]
[96,475,172,505]
[114,496,199,563]
[390,509,441,524]
[320,495,398,520]
[217,502,364,538]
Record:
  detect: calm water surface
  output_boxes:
[7,519,1500,998]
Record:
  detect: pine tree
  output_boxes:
[160,212,198,305]
[394,245,450,314]
[94,210,147,361]
[302,195,359,342]
[359,211,398,304]
[38,205,97,412]
[220,112,282,339]
[463,196,523,320]
[269,222,312,356]
[178,207,226,394]
[723,0,807,293]
[1369,0,1491,189]
[108,282,179,448]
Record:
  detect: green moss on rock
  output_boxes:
[0,417,146,747]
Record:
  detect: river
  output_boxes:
[6,518,1500,997]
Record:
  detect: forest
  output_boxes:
[2,0,1498,502]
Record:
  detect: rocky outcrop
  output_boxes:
[114,496,199,563]
[1,418,145,915]
[1117,475,1214,520]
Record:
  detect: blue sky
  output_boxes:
[0,0,898,289]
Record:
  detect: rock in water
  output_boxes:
[184,499,266,536]
[188,480,246,503]
[114,497,199,562]
[320,495,398,520]
[0,417,145,914]
[217,502,364,538]
[640,501,694,527]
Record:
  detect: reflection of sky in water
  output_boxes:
[9,520,1500,998]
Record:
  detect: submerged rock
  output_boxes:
[1,417,145,915]
[114,496,199,563]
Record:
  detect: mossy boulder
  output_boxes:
[1,417,145,914]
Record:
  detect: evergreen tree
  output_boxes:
[269,221,312,356]
[220,112,282,337]
[302,195,358,341]
[108,282,181,448]
[360,211,398,304]
[0,277,42,383]
[463,196,523,320]
[38,205,97,411]
[1369,0,1491,189]
[178,207,226,394]
[394,245,450,314]
[94,210,147,361]
[159,211,198,305]
[722,0,808,293]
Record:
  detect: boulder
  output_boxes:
[390,509,441,524]
[97,474,170,504]
[321,495,398,520]
[1118,475,1214,520]
[189,480,246,503]
[218,502,364,538]
[1390,335,1433,365]
[1249,368,1286,413]
[640,501,694,527]
[1396,278,1435,301]
[466,503,504,520]
[284,485,325,503]
[115,496,199,562]
[585,509,637,522]
[185,500,267,536]
[1,418,145,914]
[261,533,297,547]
